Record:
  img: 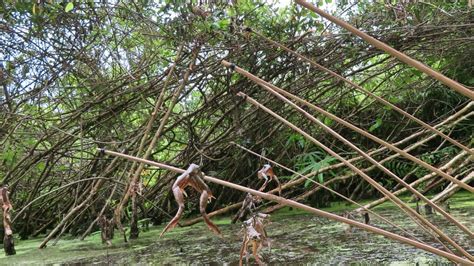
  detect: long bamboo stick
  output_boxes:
[222,61,473,193]
[231,142,424,243]
[295,0,474,100]
[357,150,471,212]
[431,171,474,204]
[98,148,472,265]
[248,29,473,156]
[182,109,471,226]
[221,61,474,239]
[115,46,197,240]
[234,91,472,259]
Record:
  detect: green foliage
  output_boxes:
[383,159,416,179]
[290,151,337,187]
[368,117,383,132]
[64,2,74,12]
[285,133,306,149]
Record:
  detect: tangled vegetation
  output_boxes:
[0,0,472,263]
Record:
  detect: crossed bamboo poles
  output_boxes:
[246,28,473,156]
[99,148,472,265]
[99,2,473,262]
[295,0,474,100]
[222,60,473,259]
[111,4,471,263]
[231,142,424,244]
[218,1,473,250]
[182,106,471,228]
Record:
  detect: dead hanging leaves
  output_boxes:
[1,185,15,256]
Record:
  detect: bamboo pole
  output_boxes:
[115,46,195,241]
[234,92,472,260]
[357,150,471,211]
[432,171,474,204]
[222,60,473,193]
[183,109,471,226]
[98,148,472,265]
[248,28,473,156]
[221,61,474,238]
[295,0,474,100]
[231,142,424,243]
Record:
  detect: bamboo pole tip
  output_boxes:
[221,59,235,70]
[97,147,106,155]
[221,60,231,67]
[221,60,236,71]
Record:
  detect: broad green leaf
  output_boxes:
[65,2,74,12]
[3,150,15,164]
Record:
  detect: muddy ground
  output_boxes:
[0,192,472,265]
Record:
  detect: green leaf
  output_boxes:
[2,150,15,164]
[227,7,235,17]
[323,116,333,126]
[65,2,74,12]
[36,161,46,172]
[216,18,230,30]
[317,173,324,183]
[369,117,383,132]
[286,133,305,148]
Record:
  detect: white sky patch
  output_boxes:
[272,0,293,8]
[266,0,337,13]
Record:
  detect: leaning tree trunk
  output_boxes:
[1,186,16,256]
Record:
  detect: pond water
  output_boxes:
[1,193,472,265]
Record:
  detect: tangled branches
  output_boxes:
[0,1,472,245]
